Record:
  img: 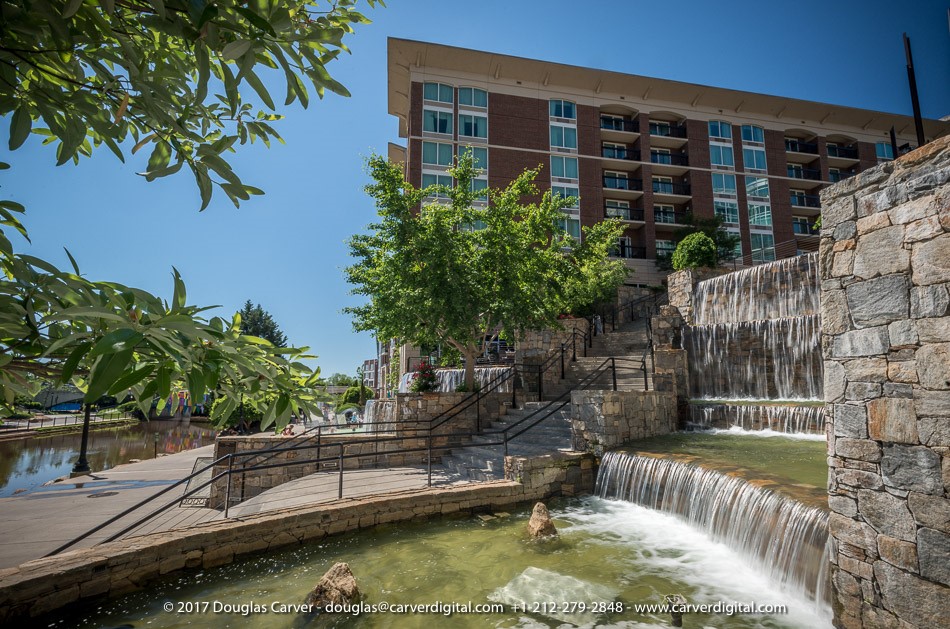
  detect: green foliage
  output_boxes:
[813,215,822,230]
[437,346,462,368]
[1,0,377,209]
[672,232,718,270]
[409,360,438,393]
[326,372,358,387]
[385,345,400,394]
[339,384,372,406]
[345,153,627,389]
[238,300,288,347]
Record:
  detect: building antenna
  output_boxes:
[903,33,926,147]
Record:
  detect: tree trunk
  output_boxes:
[463,350,477,391]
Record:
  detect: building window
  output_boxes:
[549,99,576,119]
[471,178,488,201]
[458,145,488,170]
[551,185,579,207]
[458,87,487,108]
[745,176,770,199]
[550,124,578,150]
[750,232,776,262]
[654,204,676,224]
[708,120,732,140]
[649,120,671,136]
[726,229,743,259]
[557,216,581,239]
[710,144,735,168]
[459,113,487,138]
[741,125,765,144]
[743,147,767,171]
[423,109,452,135]
[551,156,578,179]
[792,216,813,235]
[606,199,631,220]
[422,141,453,167]
[602,142,629,160]
[876,142,894,160]
[748,203,772,226]
[656,239,675,256]
[712,173,737,196]
[423,82,453,103]
[653,176,673,195]
[422,173,452,197]
[714,200,739,224]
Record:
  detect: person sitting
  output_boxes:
[281,424,295,437]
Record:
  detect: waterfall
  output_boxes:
[689,404,826,435]
[597,450,830,609]
[398,366,513,393]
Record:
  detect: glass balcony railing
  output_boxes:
[785,139,818,154]
[652,180,691,195]
[787,166,821,180]
[605,206,644,221]
[654,210,691,225]
[602,146,640,161]
[793,222,820,236]
[611,244,647,259]
[650,152,689,166]
[600,117,639,133]
[790,193,821,208]
[603,175,643,191]
[827,145,859,159]
[649,123,687,138]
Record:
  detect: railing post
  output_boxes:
[612,357,618,391]
[476,394,481,433]
[224,455,233,519]
[560,345,565,379]
[643,360,649,391]
[338,444,344,500]
[511,370,517,409]
[572,330,577,362]
[427,432,432,487]
[537,363,543,401]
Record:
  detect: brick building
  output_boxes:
[387,38,949,285]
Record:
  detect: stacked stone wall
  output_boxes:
[821,137,950,629]
[570,389,678,454]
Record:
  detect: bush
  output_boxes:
[671,232,718,270]
[454,382,481,393]
[340,384,373,406]
[409,361,439,393]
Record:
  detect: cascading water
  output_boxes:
[686,253,823,402]
[597,450,831,615]
[689,404,826,436]
[398,366,513,393]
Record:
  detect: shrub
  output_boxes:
[671,232,718,270]
[409,361,439,393]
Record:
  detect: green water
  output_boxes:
[625,433,827,490]
[45,498,830,628]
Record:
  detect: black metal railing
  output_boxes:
[787,166,821,180]
[793,223,820,236]
[600,117,639,133]
[785,139,818,154]
[649,123,687,138]
[603,175,643,191]
[652,180,691,195]
[654,209,690,224]
[604,206,644,221]
[650,152,689,166]
[790,193,821,208]
[611,244,647,259]
[828,171,855,184]
[827,145,859,159]
[601,146,640,161]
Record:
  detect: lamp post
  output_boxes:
[153,431,160,459]
[71,403,92,476]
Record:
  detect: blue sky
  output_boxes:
[1,0,948,378]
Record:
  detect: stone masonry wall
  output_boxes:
[570,388,678,455]
[821,137,950,629]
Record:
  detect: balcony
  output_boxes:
[790,193,821,208]
[793,222,820,236]
[650,151,689,166]
[611,244,647,259]
[600,116,639,133]
[787,166,822,181]
[603,175,643,191]
[827,144,859,159]
[602,146,640,161]
[785,139,818,154]
[649,123,687,138]
[605,206,645,221]
[652,180,691,196]
[654,209,691,225]
[829,170,855,184]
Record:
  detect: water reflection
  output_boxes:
[0,420,216,497]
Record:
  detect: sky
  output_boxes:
[1,0,948,378]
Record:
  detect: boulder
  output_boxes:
[304,562,361,609]
[527,502,558,539]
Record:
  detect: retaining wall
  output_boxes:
[570,388,678,454]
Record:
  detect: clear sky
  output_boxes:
[1,0,948,379]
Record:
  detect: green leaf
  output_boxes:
[145,0,165,19]
[147,141,171,173]
[9,109,32,150]
[85,348,134,402]
[242,69,275,110]
[222,40,252,61]
[156,363,171,398]
[171,267,186,310]
[87,328,144,359]
[63,0,84,18]
[194,45,210,104]
[235,7,276,36]
[107,364,155,395]
[63,248,81,275]
[60,341,91,382]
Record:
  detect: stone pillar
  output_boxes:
[820,137,950,629]
[652,305,689,425]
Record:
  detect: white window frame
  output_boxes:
[458,145,488,171]
[549,99,576,120]
[748,202,773,227]
[745,176,770,200]
[423,82,453,104]
[551,156,578,181]
[551,185,580,208]
[741,125,765,144]
[422,141,454,167]
[421,172,453,199]
[550,122,578,151]
[714,200,739,224]
[712,173,737,197]
[458,87,488,108]
[422,108,453,136]
[708,120,732,140]
[458,113,488,139]
[743,147,767,172]
[710,143,735,169]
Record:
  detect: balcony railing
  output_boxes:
[650,152,689,166]
[611,244,647,259]
[603,175,643,191]
[602,146,640,161]
[654,209,691,225]
[829,171,855,184]
[790,193,821,208]
[600,117,639,133]
[787,166,821,180]
[605,206,645,221]
[827,145,859,159]
[785,139,818,154]
[652,180,691,195]
[649,123,687,138]
[793,223,820,236]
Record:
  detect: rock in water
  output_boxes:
[304,562,361,609]
[527,502,558,538]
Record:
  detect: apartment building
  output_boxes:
[387,38,949,285]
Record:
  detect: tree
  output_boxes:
[345,153,628,390]
[1,0,377,208]
[656,215,742,270]
[326,372,357,386]
[672,232,718,270]
[238,300,288,347]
